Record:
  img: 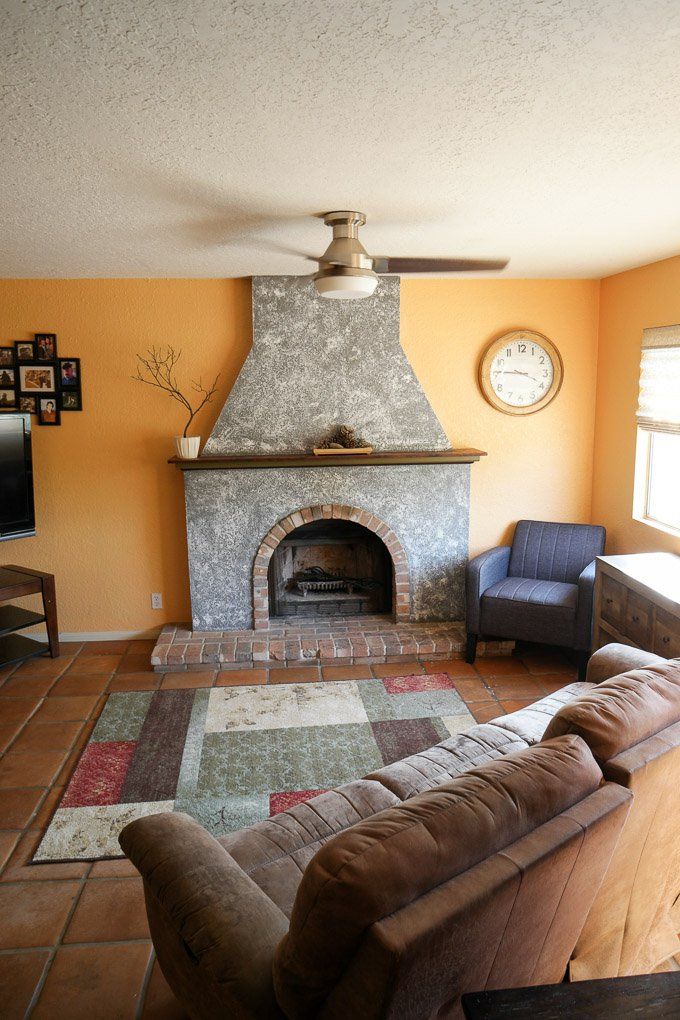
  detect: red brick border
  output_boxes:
[252,504,411,630]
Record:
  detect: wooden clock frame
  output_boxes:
[479,329,564,415]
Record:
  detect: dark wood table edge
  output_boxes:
[461,971,680,1019]
[1,564,59,659]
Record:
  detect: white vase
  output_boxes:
[175,436,201,459]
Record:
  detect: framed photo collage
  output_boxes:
[0,334,83,426]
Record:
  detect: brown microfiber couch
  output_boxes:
[120,645,680,1018]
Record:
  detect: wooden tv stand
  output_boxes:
[0,565,59,668]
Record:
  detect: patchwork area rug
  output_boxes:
[34,674,475,862]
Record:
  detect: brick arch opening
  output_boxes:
[252,504,411,630]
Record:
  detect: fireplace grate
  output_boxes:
[298,579,347,594]
[293,567,379,598]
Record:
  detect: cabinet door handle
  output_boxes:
[662,635,670,644]
[605,597,613,604]
[631,615,640,623]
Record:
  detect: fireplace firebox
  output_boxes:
[268,519,392,617]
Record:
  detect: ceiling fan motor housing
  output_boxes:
[313,211,379,298]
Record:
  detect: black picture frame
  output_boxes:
[37,396,60,426]
[19,395,37,414]
[0,366,16,390]
[58,357,82,412]
[0,388,17,411]
[15,340,36,362]
[0,347,15,367]
[18,363,57,396]
[60,389,82,411]
[35,333,57,361]
[58,357,80,389]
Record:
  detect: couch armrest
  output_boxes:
[574,560,597,651]
[586,643,667,685]
[120,812,288,1019]
[466,546,511,634]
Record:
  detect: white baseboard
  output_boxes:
[59,629,162,642]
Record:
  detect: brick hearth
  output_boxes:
[151,616,513,672]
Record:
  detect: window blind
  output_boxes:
[637,325,680,434]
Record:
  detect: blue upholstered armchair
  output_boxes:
[466,520,606,675]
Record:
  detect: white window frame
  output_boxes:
[633,428,680,538]
[633,324,680,539]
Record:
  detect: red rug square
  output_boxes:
[371,718,443,765]
[382,672,456,695]
[61,741,137,808]
[269,790,328,815]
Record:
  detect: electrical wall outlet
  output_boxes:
[151,592,163,610]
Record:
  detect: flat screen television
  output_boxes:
[0,413,36,542]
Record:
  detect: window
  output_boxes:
[633,327,680,536]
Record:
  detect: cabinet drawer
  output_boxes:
[653,606,680,658]
[624,591,654,648]
[600,573,627,630]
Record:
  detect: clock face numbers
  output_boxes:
[490,340,554,408]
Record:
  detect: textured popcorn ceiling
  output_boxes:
[2,1,680,278]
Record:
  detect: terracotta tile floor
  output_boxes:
[0,639,577,1018]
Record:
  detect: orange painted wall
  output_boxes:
[0,279,252,633]
[0,277,600,633]
[401,279,600,554]
[592,254,680,555]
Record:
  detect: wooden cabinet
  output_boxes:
[653,605,680,658]
[625,590,654,649]
[594,553,680,656]
[600,573,627,631]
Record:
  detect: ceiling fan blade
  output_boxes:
[253,241,316,259]
[373,256,509,274]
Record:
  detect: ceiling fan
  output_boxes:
[309,211,508,299]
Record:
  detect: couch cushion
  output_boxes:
[365,723,528,799]
[481,577,577,645]
[543,661,680,761]
[218,780,401,918]
[273,736,602,1018]
[586,643,667,685]
[489,682,595,745]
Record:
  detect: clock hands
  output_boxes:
[493,368,541,383]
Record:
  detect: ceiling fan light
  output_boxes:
[314,267,378,300]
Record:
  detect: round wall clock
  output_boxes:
[479,329,563,415]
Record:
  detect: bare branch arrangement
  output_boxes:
[133,346,220,438]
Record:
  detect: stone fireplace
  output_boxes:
[153,275,497,670]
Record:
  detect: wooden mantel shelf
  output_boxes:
[169,449,487,470]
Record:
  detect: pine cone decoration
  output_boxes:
[317,425,368,449]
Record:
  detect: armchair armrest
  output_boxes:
[120,812,288,1019]
[574,560,597,651]
[466,546,511,634]
[586,643,667,685]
